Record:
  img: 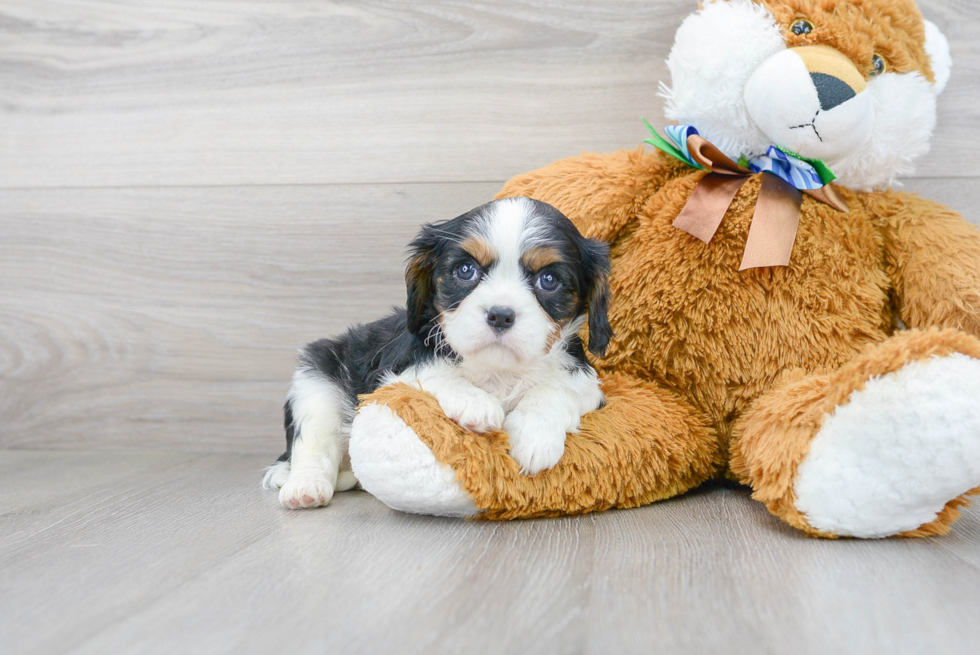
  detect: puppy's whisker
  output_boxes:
[424,323,441,347]
[428,318,452,358]
[424,314,449,346]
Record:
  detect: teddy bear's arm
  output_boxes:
[874,191,980,338]
[496,147,671,244]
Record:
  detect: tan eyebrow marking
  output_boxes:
[460,236,496,267]
[522,246,564,271]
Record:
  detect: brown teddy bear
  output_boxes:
[348,0,980,539]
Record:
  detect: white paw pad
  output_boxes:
[794,354,980,538]
[279,470,334,509]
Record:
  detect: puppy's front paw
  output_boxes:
[504,411,567,476]
[434,387,505,433]
[279,470,334,509]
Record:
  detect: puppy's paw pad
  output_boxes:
[436,389,505,433]
[279,471,334,509]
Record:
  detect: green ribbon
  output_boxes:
[642,118,704,169]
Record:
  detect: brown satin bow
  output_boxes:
[672,135,849,270]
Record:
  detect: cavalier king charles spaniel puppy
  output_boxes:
[263,197,613,509]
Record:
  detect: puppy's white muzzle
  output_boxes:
[443,275,553,371]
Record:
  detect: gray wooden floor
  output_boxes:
[4,2,980,653]
[4,449,980,655]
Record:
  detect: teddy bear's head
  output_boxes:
[661,0,950,190]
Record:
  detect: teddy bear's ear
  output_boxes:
[923,20,951,96]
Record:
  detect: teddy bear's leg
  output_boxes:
[731,328,980,538]
[350,374,719,519]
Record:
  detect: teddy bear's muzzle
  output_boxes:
[743,44,874,164]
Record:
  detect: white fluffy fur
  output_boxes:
[660,0,949,191]
[794,354,980,538]
[349,403,480,517]
[923,20,952,96]
[261,460,290,489]
[831,71,937,190]
[267,368,357,509]
[662,0,784,159]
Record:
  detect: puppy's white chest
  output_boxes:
[459,365,545,413]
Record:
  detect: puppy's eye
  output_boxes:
[536,272,560,292]
[791,19,814,36]
[454,261,479,282]
[870,54,886,78]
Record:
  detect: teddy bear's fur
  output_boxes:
[349,0,980,538]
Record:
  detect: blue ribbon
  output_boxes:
[748,147,825,191]
[664,124,701,168]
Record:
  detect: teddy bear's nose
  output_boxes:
[810,72,857,111]
[792,45,867,112]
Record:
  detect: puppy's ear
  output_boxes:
[581,237,613,357]
[405,224,442,336]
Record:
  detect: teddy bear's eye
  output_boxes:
[870,54,887,78]
[791,19,814,36]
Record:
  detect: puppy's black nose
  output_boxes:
[486,306,516,331]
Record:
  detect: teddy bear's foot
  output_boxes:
[795,352,980,538]
[732,328,980,538]
[349,402,480,518]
